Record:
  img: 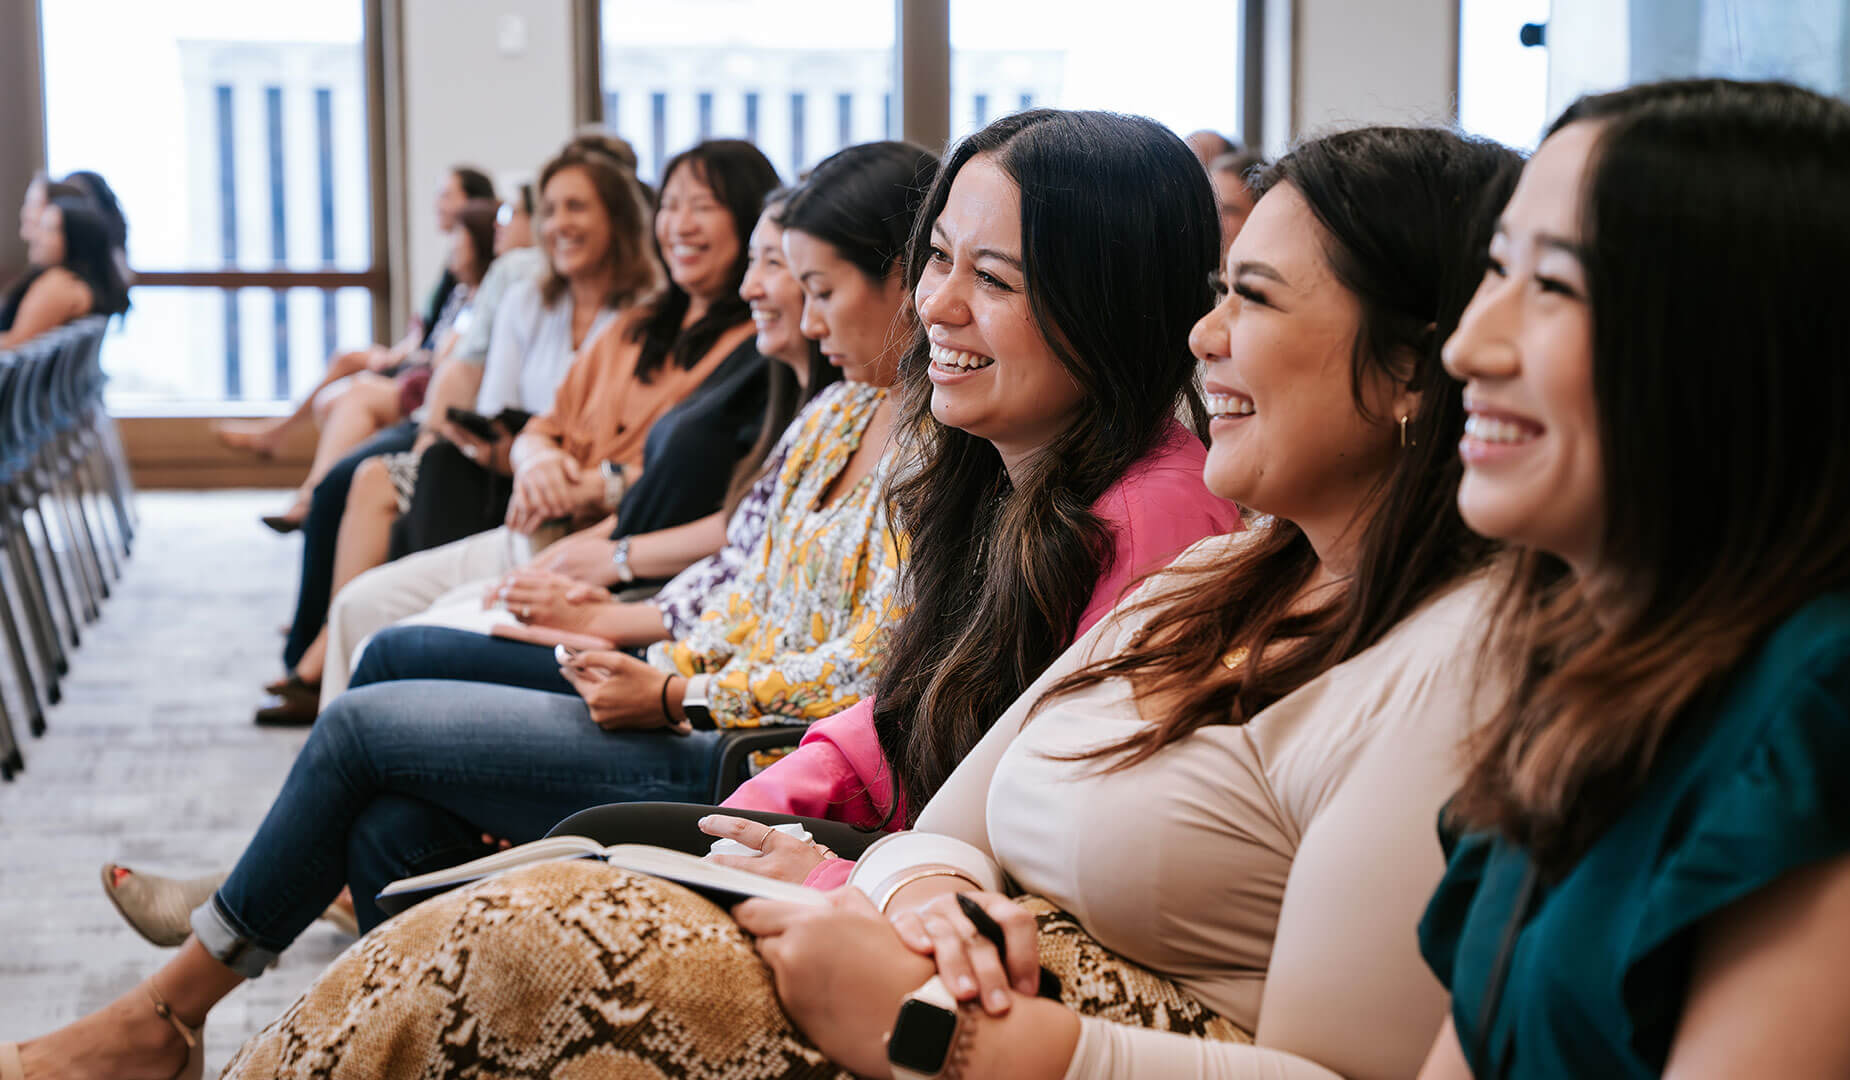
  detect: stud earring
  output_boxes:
[1399,415,1414,448]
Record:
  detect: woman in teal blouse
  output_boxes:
[1417,79,1850,1079]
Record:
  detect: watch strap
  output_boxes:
[887,976,970,1080]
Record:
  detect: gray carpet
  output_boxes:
[0,490,351,1070]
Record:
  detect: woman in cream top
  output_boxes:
[851,532,1496,1079]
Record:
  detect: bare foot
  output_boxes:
[17,985,193,1080]
[212,419,287,459]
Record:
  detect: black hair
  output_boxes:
[62,170,128,252]
[722,187,844,515]
[453,198,500,286]
[629,139,781,382]
[872,110,1219,823]
[452,166,496,201]
[48,193,130,317]
[779,141,938,283]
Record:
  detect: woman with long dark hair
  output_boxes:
[171,118,1512,1080]
[0,192,129,347]
[1418,79,1850,1080]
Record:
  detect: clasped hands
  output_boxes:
[506,449,604,534]
[733,884,1044,1077]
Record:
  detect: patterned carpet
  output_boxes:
[0,490,352,1071]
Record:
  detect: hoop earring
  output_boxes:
[1399,415,1413,448]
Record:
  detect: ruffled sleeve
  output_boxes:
[1417,820,1495,993]
[1620,643,1850,1061]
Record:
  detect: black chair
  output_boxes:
[708,726,808,802]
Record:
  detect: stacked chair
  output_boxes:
[0,315,138,779]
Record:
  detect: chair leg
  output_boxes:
[79,438,126,572]
[23,489,88,640]
[52,463,109,604]
[91,411,137,545]
[3,511,62,709]
[0,547,45,743]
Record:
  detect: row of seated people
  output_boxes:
[2,170,130,349]
[7,76,1849,1080]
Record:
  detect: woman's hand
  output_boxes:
[529,521,622,584]
[487,569,611,634]
[889,890,1041,1016]
[735,887,937,1079]
[698,814,837,883]
[508,449,579,531]
[559,650,689,733]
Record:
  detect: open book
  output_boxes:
[376,836,828,918]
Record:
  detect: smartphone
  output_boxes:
[445,405,500,442]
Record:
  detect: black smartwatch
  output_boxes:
[887,976,964,1080]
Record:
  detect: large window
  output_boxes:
[1458,0,1550,151]
[949,0,1242,143]
[597,0,897,185]
[39,0,380,409]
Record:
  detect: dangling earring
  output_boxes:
[1399,414,1413,448]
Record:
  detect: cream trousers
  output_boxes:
[321,526,535,706]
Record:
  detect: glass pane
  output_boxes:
[40,0,373,273]
[1459,0,1551,151]
[950,1,1240,144]
[599,0,897,184]
[102,287,373,409]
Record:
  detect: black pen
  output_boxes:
[956,893,1061,1000]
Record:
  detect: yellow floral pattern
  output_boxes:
[646,381,900,729]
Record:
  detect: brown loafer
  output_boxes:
[253,676,319,727]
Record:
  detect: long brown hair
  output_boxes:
[1036,127,1520,771]
[535,138,657,309]
[1447,80,1850,875]
[872,110,1217,824]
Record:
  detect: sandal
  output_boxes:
[0,981,201,1080]
[103,863,360,947]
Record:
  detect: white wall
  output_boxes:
[1290,0,1459,141]
[399,0,576,321]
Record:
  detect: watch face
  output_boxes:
[888,999,958,1074]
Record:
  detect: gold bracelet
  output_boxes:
[873,864,982,914]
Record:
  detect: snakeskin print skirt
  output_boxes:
[222,860,1250,1078]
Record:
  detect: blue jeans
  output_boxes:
[351,624,574,695]
[192,680,718,975]
[281,421,418,670]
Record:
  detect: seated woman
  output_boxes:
[0,190,129,348]
[60,170,131,286]
[172,118,1520,1079]
[304,138,780,708]
[347,182,845,694]
[383,182,544,556]
[213,164,495,461]
[263,139,651,719]
[1417,79,1850,1080]
[251,197,498,535]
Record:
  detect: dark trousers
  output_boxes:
[281,420,418,670]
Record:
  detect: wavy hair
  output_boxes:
[872,110,1217,823]
[534,140,657,312]
[1447,79,1850,875]
[1034,126,1520,773]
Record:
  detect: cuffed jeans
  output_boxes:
[194,679,718,977]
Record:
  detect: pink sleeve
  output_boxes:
[721,698,902,831]
[802,857,858,890]
[1078,426,1242,634]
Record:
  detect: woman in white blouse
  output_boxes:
[81,119,1514,1080]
